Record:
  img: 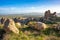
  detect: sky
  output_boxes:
[0,0,60,14]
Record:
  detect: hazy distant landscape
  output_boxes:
[0,10,60,40]
[0,13,60,17]
[0,0,60,40]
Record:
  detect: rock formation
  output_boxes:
[0,17,6,24]
[44,10,57,21]
[15,22,21,28]
[34,22,47,30]
[52,23,60,31]
[3,18,19,34]
[28,21,47,30]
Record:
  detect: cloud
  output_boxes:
[0,5,60,14]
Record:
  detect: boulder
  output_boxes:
[34,22,47,30]
[15,22,21,28]
[3,18,19,34]
[0,17,6,24]
[28,21,47,30]
[52,24,60,31]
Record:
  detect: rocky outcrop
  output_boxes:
[3,18,19,34]
[34,22,47,30]
[28,21,47,30]
[0,17,6,24]
[44,10,57,21]
[53,24,60,31]
[15,22,21,28]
